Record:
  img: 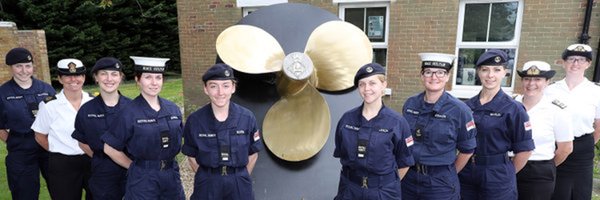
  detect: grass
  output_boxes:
[0,77,183,199]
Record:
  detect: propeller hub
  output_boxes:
[282,52,313,81]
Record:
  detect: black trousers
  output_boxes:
[551,134,594,200]
[47,152,92,200]
[516,160,555,200]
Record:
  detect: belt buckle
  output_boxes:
[471,154,476,164]
[361,177,368,189]
[416,164,427,175]
[221,166,228,176]
[160,160,167,170]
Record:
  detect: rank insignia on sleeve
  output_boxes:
[253,131,261,142]
[466,120,476,131]
[405,136,414,147]
[524,121,532,131]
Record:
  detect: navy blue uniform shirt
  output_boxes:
[0,78,55,134]
[182,102,262,168]
[465,91,534,155]
[72,95,132,153]
[403,91,477,165]
[102,95,182,160]
[334,104,414,175]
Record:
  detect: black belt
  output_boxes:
[8,130,34,138]
[410,163,450,175]
[574,133,592,141]
[527,160,553,164]
[202,166,245,176]
[134,160,175,171]
[342,169,398,189]
[470,153,509,165]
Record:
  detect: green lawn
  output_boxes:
[0,77,183,199]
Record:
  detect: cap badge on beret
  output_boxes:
[366,66,374,73]
[115,63,120,69]
[526,66,540,75]
[68,62,77,73]
[27,55,32,61]
[224,70,230,77]
[494,56,501,63]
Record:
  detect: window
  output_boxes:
[238,0,287,16]
[339,3,389,67]
[450,0,523,98]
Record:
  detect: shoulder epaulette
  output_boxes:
[43,95,57,103]
[552,99,566,109]
[511,93,520,100]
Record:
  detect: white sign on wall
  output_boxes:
[237,0,288,7]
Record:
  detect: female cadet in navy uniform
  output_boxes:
[71,57,132,199]
[334,63,414,200]
[182,63,262,200]
[513,61,573,200]
[31,58,94,199]
[545,44,600,200]
[401,53,476,200]
[0,47,55,200]
[102,56,184,199]
[458,50,534,200]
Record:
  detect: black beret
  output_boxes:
[354,63,386,86]
[5,47,33,65]
[91,57,123,74]
[476,49,508,67]
[562,43,593,60]
[202,63,235,83]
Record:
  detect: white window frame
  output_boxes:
[242,7,260,16]
[449,0,524,99]
[338,2,390,50]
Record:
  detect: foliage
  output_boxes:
[0,0,180,79]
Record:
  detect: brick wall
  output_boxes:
[178,0,600,113]
[0,22,52,84]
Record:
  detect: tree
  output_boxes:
[0,0,180,79]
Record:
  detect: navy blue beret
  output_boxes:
[91,57,123,74]
[354,63,386,86]
[562,43,593,60]
[476,49,508,67]
[202,63,235,83]
[5,47,33,65]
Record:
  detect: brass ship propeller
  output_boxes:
[216,3,372,161]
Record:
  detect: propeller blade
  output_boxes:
[216,25,284,74]
[305,21,373,91]
[262,84,331,161]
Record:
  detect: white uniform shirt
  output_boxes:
[31,90,93,155]
[545,78,600,137]
[516,95,573,160]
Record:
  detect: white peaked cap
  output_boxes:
[130,56,170,67]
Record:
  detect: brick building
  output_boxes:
[176,1,600,198]
[178,0,600,112]
[0,22,51,84]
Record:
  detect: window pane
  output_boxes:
[455,48,515,87]
[345,8,365,30]
[366,7,386,42]
[462,3,490,42]
[373,48,387,67]
[489,2,518,41]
